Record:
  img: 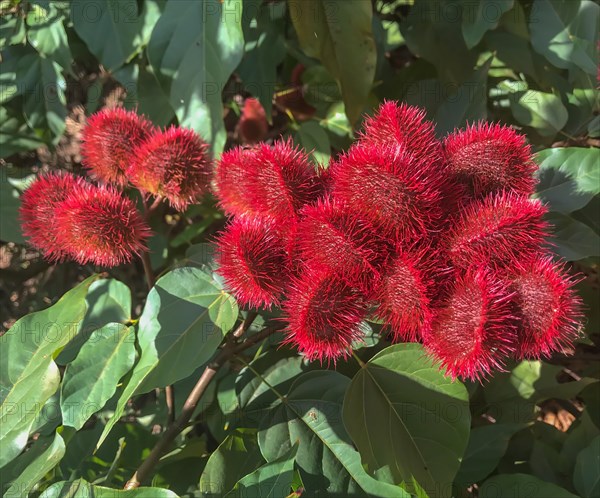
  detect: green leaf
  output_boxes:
[26,3,72,70]
[0,174,25,243]
[71,0,146,71]
[226,444,297,498]
[455,423,525,484]
[147,0,244,155]
[2,431,65,496]
[199,429,264,496]
[401,0,478,83]
[237,1,286,118]
[258,370,406,497]
[536,147,600,197]
[39,478,180,497]
[22,57,67,142]
[96,267,237,450]
[547,212,600,261]
[0,105,46,157]
[342,343,470,497]
[0,15,26,50]
[480,473,578,498]
[462,0,514,48]
[60,324,136,430]
[573,436,600,498]
[0,276,98,467]
[484,361,597,423]
[295,121,331,166]
[289,0,376,124]
[530,0,599,75]
[500,83,569,136]
[435,55,493,136]
[57,278,132,365]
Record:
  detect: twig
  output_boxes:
[140,252,155,290]
[124,322,279,489]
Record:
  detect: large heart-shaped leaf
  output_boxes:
[289,0,376,124]
[147,0,244,154]
[342,343,471,497]
[0,276,97,467]
[96,267,238,449]
[258,370,406,497]
[60,324,136,430]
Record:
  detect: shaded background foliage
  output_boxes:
[0,0,598,497]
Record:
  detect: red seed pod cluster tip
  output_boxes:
[20,108,214,267]
[211,101,582,379]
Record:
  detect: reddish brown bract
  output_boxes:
[215,215,291,309]
[81,108,153,187]
[55,184,150,267]
[444,122,538,199]
[128,126,212,210]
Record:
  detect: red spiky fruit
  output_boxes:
[332,142,444,242]
[444,122,537,199]
[238,98,268,144]
[448,192,549,268]
[359,101,443,165]
[215,215,291,309]
[283,267,368,363]
[128,126,212,210]
[424,267,517,381]
[20,172,87,261]
[374,246,436,343]
[295,197,393,286]
[55,184,150,267]
[246,138,324,221]
[213,146,259,217]
[508,256,582,359]
[81,108,153,186]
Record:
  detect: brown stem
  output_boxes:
[124,320,277,489]
[140,252,155,290]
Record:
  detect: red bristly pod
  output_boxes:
[213,146,260,217]
[55,184,150,267]
[444,122,538,199]
[374,245,437,343]
[507,255,583,359]
[247,138,324,222]
[81,108,153,187]
[20,172,87,261]
[447,191,549,268]
[283,266,368,363]
[128,126,213,210]
[215,215,291,309]
[295,197,393,288]
[424,266,517,381]
[332,142,444,243]
[358,100,443,166]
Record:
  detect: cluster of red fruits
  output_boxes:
[20,108,212,266]
[213,101,582,380]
